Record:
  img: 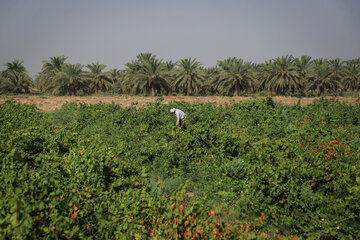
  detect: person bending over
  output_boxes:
[170,108,186,127]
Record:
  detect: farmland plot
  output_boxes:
[0,97,359,239]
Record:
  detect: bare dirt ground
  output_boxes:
[0,94,358,112]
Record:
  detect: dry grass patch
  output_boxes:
[0,94,358,112]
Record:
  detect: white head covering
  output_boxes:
[170,108,176,113]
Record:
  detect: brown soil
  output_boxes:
[0,95,358,112]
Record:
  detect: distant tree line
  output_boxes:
[1,53,359,96]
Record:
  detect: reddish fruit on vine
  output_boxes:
[71,211,78,219]
[179,204,185,216]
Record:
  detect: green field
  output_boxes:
[1,97,359,239]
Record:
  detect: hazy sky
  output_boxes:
[1,0,360,77]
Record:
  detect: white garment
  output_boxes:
[173,108,186,125]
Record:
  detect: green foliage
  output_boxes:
[3,54,359,96]
[51,64,88,96]
[0,71,32,94]
[1,60,32,94]
[214,57,253,96]
[86,62,113,93]
[123,53,171,96]
[35,56,68,92]
[173,58,204,96]
[1,98,360,239]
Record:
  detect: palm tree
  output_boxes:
[2,60,27,77]
[254,61,272,94]
[342,59,360,91]
[294,55,313,93]
[50,64,88,95]
[123,53,158,94]
[173,58,204,96]
[35,56,67,91]
[247,63,258,93]
[141,58,171,96]
[108,68,122,82]
[1,60,33,93]
[329,58,343,77]
[125,56,171,96]
[202,67,220,95]
[123,63,136,94]
[165,61,175,71]
[164,61,177,92]
[137,52,156,63]
[267,55,300,95]
[307,59,341,96]
[42,56,68,75]
[328,58,344,92]
[108,68,125,93]
[213,57,252,96]
[0,71,32,93]
[86,62,112,93]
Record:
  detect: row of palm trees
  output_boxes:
[1,54,359,96]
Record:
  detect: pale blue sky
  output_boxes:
[1,0,360,77]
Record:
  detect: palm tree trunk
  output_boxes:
[235,80,240,96]
[151,83,155,96]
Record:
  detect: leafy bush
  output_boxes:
[0,98,359,239]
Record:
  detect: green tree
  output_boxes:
[329,58,343,78]
[254,61,272,94]
[267,55,300,95]
[247,63,258,93]
[173,58,204,96]
[328,58,344,92]
[0,71,32,93]
[213,57,252,96]
[108,68,122,83]
[35,56,67,91]
[2,60,26,77]
[307,59,341,96]
[86,62,112,93]
[165,61,176,71]
[202,67,220,95]
[294,55,313,94]
[42,56,68,75]
[51,64,88,95]
[123,53,156,94]
[342,59,360,91]
[1,60,32,93]
[108,68,125,93]
[137,52,156,63]
[124,54,170,96]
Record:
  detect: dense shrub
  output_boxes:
[0,98,359,239]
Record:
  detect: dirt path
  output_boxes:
[0,95,358,112]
